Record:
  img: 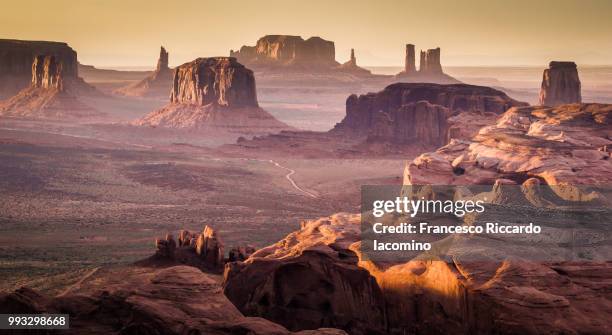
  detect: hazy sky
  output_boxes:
[1,0,611,68]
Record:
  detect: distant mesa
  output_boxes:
[114,46,174,97]
[136,57,290,134]
[539,61,581,106]
[0,39,81,99]
[332,83,527,147]
[0,51,100,119]
[231,35,371,76]
[395,44,460,84]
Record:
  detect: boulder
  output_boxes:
[539,61,581,106]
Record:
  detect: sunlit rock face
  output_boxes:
[169,57,258,108]
[223,205,612,335]
[0,39,78,98]
[405,103,612,186]
[333,83,527,146]
[539,61,582,106]
[31,55,64,90]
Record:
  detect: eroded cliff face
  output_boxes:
[223,215,387,335]
[231,35,338,68]
[223,205,612,335]
[170,57,258,107]
[0,39,78,98]
[0,54,98,118]
[539,61,582,106]
[405,103,612,186]
[136,57,290,133]
[333,83,527,146]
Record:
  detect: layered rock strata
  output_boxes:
[333,83,527,146]
[0,39,78,98]
[405,103,612,186]
[136,57,289,133]
[0,54,98,118]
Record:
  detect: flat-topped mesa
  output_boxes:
[333,83,527,146]
[156,46,169,72]
[539,61,581,106]
[231,35,337,67]
[170,57,258,108]
[404,44,416,73]
[419,47,442,74]
[0,39,79,98]
[31,55,64,90]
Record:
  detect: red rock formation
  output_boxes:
[224,209,612,335]
[333,83,527,146]
[338,48,372,76]
[404,44,416,73]
[196,226,224,267]
[419,47,442,74]
[405,103,612,186]
[0,54,98,119]
[231,35,338,69]
[539,61,582,106]
[114,46,173,97]
[224,215,387,335]
[136,57,290,133]
[0,266,347,335]
[0,39,78,98]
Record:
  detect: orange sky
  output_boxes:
[1,0,611,68]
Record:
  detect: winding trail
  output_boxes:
[267,159,319,199]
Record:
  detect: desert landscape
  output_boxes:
[0,1,611,334]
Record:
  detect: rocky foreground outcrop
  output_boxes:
[114,46,173,97]
[0,54,99,118]
[0,265,346,335]
[405,103,612,186]
[332,83,527,147]
[136,57,290,133]
[223,203,611,335]
[0,39,79,99]
[539,61,582,106]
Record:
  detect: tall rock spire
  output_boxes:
[156,46,169,72]
[404,44,415,73]
[419,47,442,74]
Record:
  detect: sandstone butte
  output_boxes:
[136,57,291,134]
[0,53,99,118]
